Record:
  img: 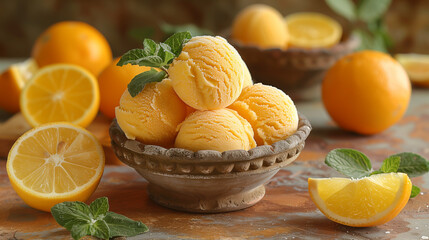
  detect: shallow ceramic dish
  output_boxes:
[110,113,311,213]
[227,35,360,100]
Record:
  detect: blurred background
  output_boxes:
[0,0,428,58]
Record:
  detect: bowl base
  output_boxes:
[148,184,266,213]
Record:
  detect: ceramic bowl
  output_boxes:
[109,113,311,213]
[228,35,360,100]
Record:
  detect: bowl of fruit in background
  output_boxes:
[225,5,360,101]
[109,34,311,213]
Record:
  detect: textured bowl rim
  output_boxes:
[109,112,312,164]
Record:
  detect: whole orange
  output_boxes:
[32,21,112,76]
[322,50,411,135]
[98,58,152,119]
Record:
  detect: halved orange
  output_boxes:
[285,12,342,48]
[20,64,99,127]
[396,53,429,87]
[0,59,38,113]
[6,122,105,212]
[308,173,412,227]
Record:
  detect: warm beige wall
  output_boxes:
[0,0,428,57]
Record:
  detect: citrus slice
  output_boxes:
[285,12,342,48]
[0,59,38,113]
[20,64,99,127]
[6,122,105,212]
[308,173,412,227]
[396,53,429,87]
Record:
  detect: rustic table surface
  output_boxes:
[0,59,428,239]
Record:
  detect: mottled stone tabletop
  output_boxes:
[0,59,428,239]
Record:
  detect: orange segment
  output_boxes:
[6,122,105,212]
[396,53,429,87]
[20,64,99,128]
[308,173,412,227]
[0,59,38,113]
[285,12,342,48]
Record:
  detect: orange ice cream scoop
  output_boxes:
[175,109,256,152]
[115,79,188,147]
[229,83,298,145]
[168,36,249,110]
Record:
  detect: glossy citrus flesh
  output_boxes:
[6,123,105,212]
[31,21,112,76]
[285,12,342,48]
[98,58,153,119]
[322,50,411,135]
[308,173,412,227]
[396,53,429,87]
[0,59,38,113]
[20,64,100,128]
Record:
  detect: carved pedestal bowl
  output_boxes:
[109,113,311,213]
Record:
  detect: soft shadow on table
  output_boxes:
[285,214,379,239]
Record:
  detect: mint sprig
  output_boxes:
[325,148,429,198]
[51,197,148,240]
[325,0,393,52]
[117,31,192,97]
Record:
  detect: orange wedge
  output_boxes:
[0,59,38,113]
[6,122,105,212]
[308,173,412,227]
[285,12,342,48]
[396,53,429,87]
[20,64,99,127]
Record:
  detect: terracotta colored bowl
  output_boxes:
[228,35,360,100]
[109,113,311,213]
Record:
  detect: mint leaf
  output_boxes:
[143,39,158,56]
[357,0,391,22]
[163,31,192,57]
[117,49,164,68]
[325,0,356,21]
[370,170,384,176]
[325,148,372,178]
[410,185,421,198]
[90,220,110,240]
[105,211,149,237]
[393,152,429,178]
[127,69,167,97]
[159,43,175,64]
[380,156,401,173]
[51,197,149,240]
[51,201,91,227]
[70,224,91,240]
[89,197,108,219]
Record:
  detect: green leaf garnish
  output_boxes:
[380,156,401,173]
[117,31,192,97]
[51,197,148,240]
[324,148,429,199]
[325,0,393,52]
[393,152,429,177]
[325,148,372,178]
[127,69,167,97]
[357,0,391,22]
[163,31,192,57]
[325,0,356,21]
[410,185,421,198]
[104,211,149,238]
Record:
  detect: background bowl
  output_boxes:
[110,113,311,213]
[228,35,360,100]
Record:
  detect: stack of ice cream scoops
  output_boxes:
[115,35,299,152]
